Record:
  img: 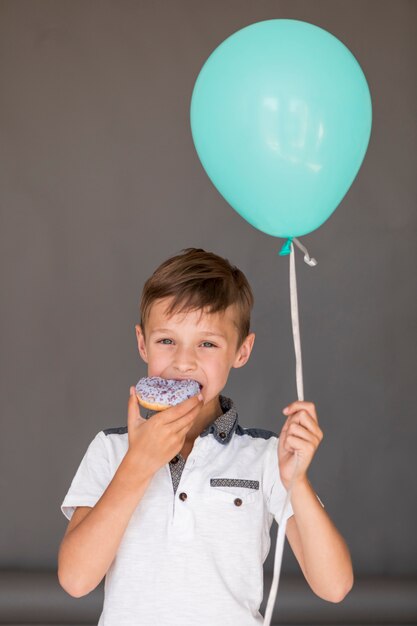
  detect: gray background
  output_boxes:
[0,0,416,595]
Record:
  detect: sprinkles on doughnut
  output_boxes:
[135,376,202,411]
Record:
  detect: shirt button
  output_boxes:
[234,498,242,506]
[171,456,179,464]
[179,492,187,501]
[219,432,226,439]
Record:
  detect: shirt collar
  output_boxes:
[143,394,238,445]
[199,394,238,445]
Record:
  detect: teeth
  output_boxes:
[170,377,202,389]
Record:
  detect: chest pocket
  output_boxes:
[209,478,260,506]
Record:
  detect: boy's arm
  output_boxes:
[285,479,354,603]
[58,452,154,597]
[63,506,92,537]
[277,400,353,602]
[58,390,203,598]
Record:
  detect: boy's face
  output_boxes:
[135,297,255,416]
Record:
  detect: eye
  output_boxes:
[156,338,217,348]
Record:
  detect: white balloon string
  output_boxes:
[263,239,317,625]
[289,240,305,402]
[293,237,318,268]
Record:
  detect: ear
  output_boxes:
[135,324,148,363]
[232,332,255,368]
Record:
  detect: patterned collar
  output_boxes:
[199,394,238,445]
[144,394,238,445]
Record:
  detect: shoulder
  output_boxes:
[235,423,278,441]
[232,424,280,468]
[79,427,128,471]
[82,427,128,458]
[99,426,129,458]
[102,425,128,436]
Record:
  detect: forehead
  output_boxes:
[148,297,238,334]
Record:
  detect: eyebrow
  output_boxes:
[150,328,226,339]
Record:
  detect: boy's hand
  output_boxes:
[278,401,323,491]
[126,386,203,477]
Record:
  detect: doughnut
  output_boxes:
[135,376,202,411]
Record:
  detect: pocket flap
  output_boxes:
[210,478,259,489]
[209,478,260,505]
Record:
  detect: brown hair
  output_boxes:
[139,248,254,351]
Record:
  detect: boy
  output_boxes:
[58,247,353,625]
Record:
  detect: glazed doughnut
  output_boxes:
[135,376,202,411]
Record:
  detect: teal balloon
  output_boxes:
[190,19,372,238]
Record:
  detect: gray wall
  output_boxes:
[0,0,416,578]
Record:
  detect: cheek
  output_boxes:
[146,346,170,366]
[205,359,229,381]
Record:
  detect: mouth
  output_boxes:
[171,377,203,390]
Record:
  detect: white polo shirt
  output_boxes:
[61,394,294,626]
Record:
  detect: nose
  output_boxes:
[172,346,197,375]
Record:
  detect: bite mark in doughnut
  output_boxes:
[135,376,202,411]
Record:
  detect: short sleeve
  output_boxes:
[61,431,111,521]
[265,436,294,524]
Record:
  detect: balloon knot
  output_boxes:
[278,237,293,256]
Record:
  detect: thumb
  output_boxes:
[280,415,291,434]
[128,386,146,427]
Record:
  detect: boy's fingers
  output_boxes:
[286,422,320,445]
[284,410,318,433]
[160,394,203,424]
[280,414,291,432]
[174,402,201,433]
[295,411,322,438]
[177,411,198,436]
[283,401,318,422]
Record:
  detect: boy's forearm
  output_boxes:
[290,478,354,602]
[58,452,154,597]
